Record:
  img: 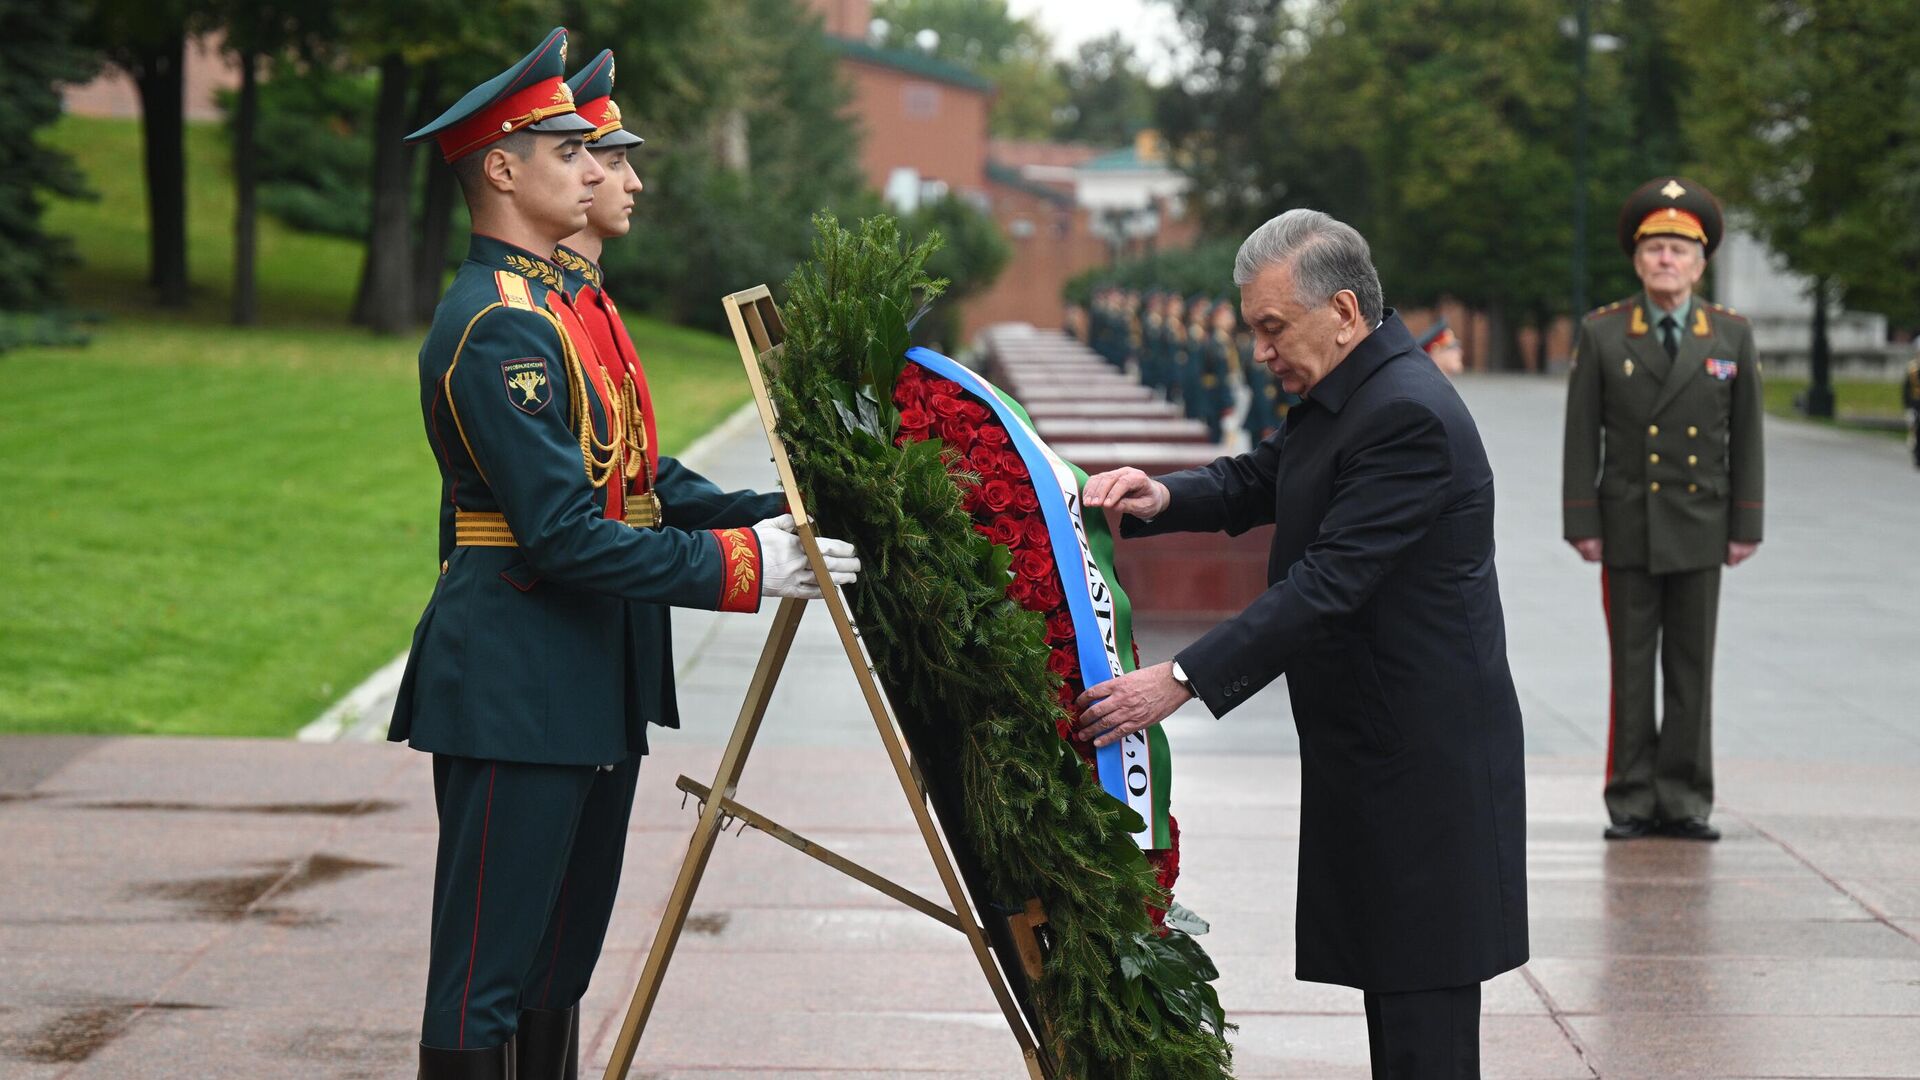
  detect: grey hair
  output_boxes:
[1232,208,1384,323]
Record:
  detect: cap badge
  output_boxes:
[1661,179,1686,199]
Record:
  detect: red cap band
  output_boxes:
[437,77,578,163]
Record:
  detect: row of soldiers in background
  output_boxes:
[1083,287,1290,448]
[1077,286,1462,448]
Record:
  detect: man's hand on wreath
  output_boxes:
[1073,661,1193,748]
[1082,467,1171,521]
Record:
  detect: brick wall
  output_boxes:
[63,33,238,121]
[837,58,990,196]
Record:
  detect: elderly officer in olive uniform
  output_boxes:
[1562,176,1764,843]
[391,30,859,1079]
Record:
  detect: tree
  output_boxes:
[600,0,871,331]
[1157,0,1685,368]
[1677,0,1920,415]
[872,0,1064,138]
[908,194,1011,350]
[331,0,539,334]
[78,0,214,308]
[1054,33,1156,147]
[0,5,94,313]
[215,0,333,325]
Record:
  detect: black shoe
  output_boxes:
[1663,817,1721,841]
[418,1042,513,1080]
[1603,818,1658,840]
[516,1005,577,1080]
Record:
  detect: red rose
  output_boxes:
[1007,574,1038,607]
[973,521,995,541]
[898,404,933,432]
[1023,516,1051,552]
[974,424,1010,450]
[1013,549,1053,583]
[929,378,965,397]
[1031,575,1064,610]
[1047,648,1080,679]
[1045,608,1074,643]
[989,517,1023,550]
[998,451,1029,481]
[961,482,983,513]
[937,418,975,452]
[929,392,969,419]
[958,400,992,424]
[1013,486,1040,514]
[979,479,1015,513]
[968,446,1001,477]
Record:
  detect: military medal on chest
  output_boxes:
[1624,359,1634,378]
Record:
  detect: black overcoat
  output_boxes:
[1126,312,1528,992]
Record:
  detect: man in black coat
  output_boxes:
[1078,209,1528,1078]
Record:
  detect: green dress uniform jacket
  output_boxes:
[389,235,765,768]
[1562,295,1765,573]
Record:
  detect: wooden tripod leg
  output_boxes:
[599,597,808,1080]
[816,597,1054,1080]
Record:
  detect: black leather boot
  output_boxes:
[516,1005,578,1080]
[418,1042,513,1079]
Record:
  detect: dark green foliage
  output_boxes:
[1054,33,1157,148]
[0,4,94,310]
[1064,239,1245,307]
[603,0,868,332]
[1679,0,1920,326]
[1156,0,1707,361]
[906,195,1011,351]
[223,60,378,239]
[0,312,93,353]
[772,213,1233,1079]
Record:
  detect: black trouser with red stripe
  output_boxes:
[421,753,642,1050]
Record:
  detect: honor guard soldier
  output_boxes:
[1238,317,1297,447]
[391,29,860,1079]
[1179,294,1213,421]
[1151,290,1179,399]
[1417,318,1465,376]
[1562,176,1764,843]
[1200,298,1239,442]
[1902,346,1920,469]
[1123,288,1146,374]
[1138,290,1164,393]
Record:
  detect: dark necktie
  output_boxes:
[1660,314,1679,360]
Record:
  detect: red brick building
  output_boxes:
[806,0,1194,344]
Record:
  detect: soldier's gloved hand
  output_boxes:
[752,515,862,598]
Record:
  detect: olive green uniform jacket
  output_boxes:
[1562,296,1765,574]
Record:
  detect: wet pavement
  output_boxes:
[2,370,1917,1078]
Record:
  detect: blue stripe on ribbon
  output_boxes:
[906,348,1129,805]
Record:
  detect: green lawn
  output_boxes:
[2,116,753,736]
[1763,377,1907,437]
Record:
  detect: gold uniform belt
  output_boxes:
[455,495,661,548]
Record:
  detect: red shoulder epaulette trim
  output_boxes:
[1584,300,1629,321]
[1702,300,1748,323]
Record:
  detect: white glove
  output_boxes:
[752,515,862,598]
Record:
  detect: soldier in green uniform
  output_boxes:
[391,30,860,1078]
[1902,348,1920,469]
[1136,290,1162,393]
[1122,287,1146,375]
[1562,176,1764,843]
[1198,298,1237,442]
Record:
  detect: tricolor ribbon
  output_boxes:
[907,347,1173,850]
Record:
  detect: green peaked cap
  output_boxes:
[566,49,645,149]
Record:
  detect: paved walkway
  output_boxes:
[3,373,1918,1078]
